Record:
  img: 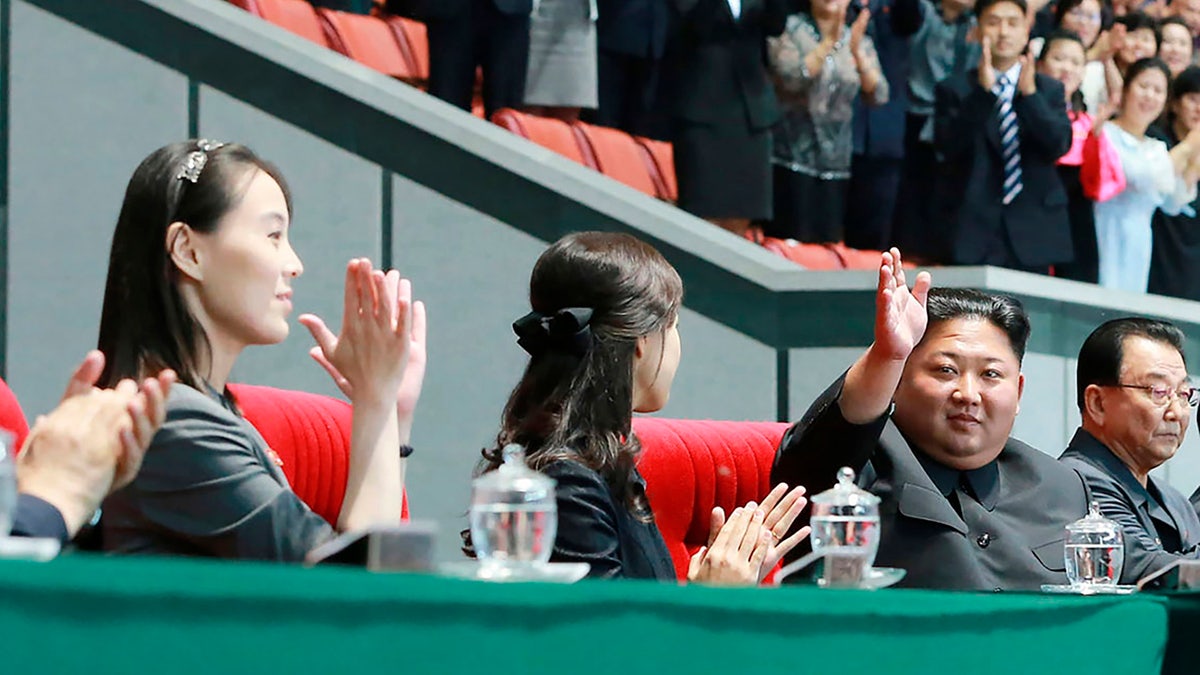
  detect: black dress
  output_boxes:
[543,459,677,580]
[664,0,789,220]
[1149,126,1200,301]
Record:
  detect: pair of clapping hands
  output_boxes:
[687,483,811,586]
[15,351,174,538]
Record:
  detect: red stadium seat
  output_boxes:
[491,108,594,166]
[0,378,29,455]
[229,0,331,48]
[572,122,659,197]
[635,137,678,203]
[318,9,418,81]
[229,384,409,524]
[828,243,917,270]
[633,417,790,583]
[386,17,430,86]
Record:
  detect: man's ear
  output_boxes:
[1083,384,1107,425]
[166,221,203,282]
[1015,371,1025,415]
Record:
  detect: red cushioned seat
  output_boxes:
[491,108,594,166]
[572,122,659,197]
[228,384,408,524]
[229,0,331,48]
[319,9,418,80]
[632,417,790,582]
[386,16,430,86]
[635,136,678,203]
[0,378,29,455]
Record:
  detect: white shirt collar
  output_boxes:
[727,0,742,19]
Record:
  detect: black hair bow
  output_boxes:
[512,307,595,357]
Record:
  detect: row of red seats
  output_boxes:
[491,108,677,203]
[0,376,786,581]
[230,0,430,85]
[227,0,894,270]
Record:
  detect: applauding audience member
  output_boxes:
[1041,30,1121,284]
[1159,16,1194,77]
[891,0,978,263]
[524,0,599,121]
[13,351,173,542]
[1060,318,1200,586]
[479,232,809,582]
[585,0,671,136]
[773,250,1090,591]
[933,0,1074,272]
[1086,59,1200,292]
[766,0,888,244]
[1150,66,1200,300]
[98,141,426,561]
[663,0,790,237]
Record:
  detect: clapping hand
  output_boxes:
[15,351,174,536]
[687,504,771,586]
[978,37,997,91]
[874,248,932,363]
[848,7,871,56]
[1017,53,1037,96]
[300,259,424,413]
[689,484,811,585]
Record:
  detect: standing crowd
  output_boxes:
[361,0,1200,298]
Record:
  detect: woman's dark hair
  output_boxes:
[1174,64,1200,98]
[1120,56,1172,113]
[1039,29,1089,111]
[923,288,1031,363]
[1115,12,1162,60]
[482,231,683,516]
[1076,317,1186,411]
[96,140,292,390]
[1053,0,1113,42]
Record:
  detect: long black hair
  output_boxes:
[96,140,292,391]
[482,231,683,515]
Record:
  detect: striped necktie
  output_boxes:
[996,74,1023,205]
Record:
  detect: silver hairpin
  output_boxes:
[175,139,226,183]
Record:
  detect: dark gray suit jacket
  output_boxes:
[772,376,1090,591]
[1059,428,1200,586]
[102,385,335,561]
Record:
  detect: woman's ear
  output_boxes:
[166,221,203,282]
[633,334,647,361]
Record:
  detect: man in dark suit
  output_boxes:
[932,0,1073,272]
[1059,318,1200,587]
[773,249,1090,590]
[390,0,533,119]
[582,0,671,137]
[844,0,920,251]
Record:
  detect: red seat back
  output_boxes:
[572,122,659,197]
[229,0,331,48]
[387,17,430,85]
[633,417,790,582]
[491,108,594,166]
[0,379,28,455]
[319,9,415,80]
[635,137,678,202]
[229,384,409,524]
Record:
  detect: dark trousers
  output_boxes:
[976,214,1050,274]
[582,49,662,138]
[425,0,531,119]
[844,153,902,251]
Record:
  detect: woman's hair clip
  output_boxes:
[176,139,227,183]
[513,307,595,357]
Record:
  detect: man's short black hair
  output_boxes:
[1076,317,1187,411]
[976,0,1029,19]
[924,288,1031,363]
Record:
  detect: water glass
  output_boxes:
[1064,502,1124,589]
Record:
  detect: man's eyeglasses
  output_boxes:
[1107,384,1200,407]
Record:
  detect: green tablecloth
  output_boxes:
[0,555,1169,674]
